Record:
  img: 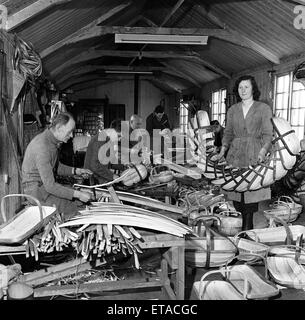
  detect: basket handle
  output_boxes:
[272,216,293,245]
[198,269,249,299]
[1,194,44,225]
[226,253,268,278]
[278,195,294,206]
[268,244,305,264]
[215,210,242,218]
[192,215,221,237]
[188,205,209,221]
[203,220,239,264]
[234,229,259,243]
[198,269,223,299]
[209,200,229,214]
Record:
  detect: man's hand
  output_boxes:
[73,190,92,203]
[75,168,93,178]
[210,147,226,164]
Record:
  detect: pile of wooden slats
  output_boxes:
[60,203,193,237]
[24,204,194,268]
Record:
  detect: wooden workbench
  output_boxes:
[11,232,185,300]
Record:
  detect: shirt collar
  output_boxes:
[45,128,61,147]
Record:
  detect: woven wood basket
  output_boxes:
[267,245,305,289]
[233,230,270,263]
[185,221,237,269]
[149,165,173,184]
[264,200,298,223]
[214,210,242,236]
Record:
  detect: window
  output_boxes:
[211,88,227,125]
[274,72,305,141]
[179,100,189,133]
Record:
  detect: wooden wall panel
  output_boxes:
[0,30,22,222]
[71,79,171,128]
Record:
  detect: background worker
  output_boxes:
[84,117,120,184]
[22,112,92,220]
[210,119,224,153]
[146,105,171,160]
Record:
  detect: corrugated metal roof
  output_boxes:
[14,0,127,52]
[210,0,305,58]
[4,0,305,93]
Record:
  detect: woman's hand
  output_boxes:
[258,148,267,163]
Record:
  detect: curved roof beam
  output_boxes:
[50,48,230,80]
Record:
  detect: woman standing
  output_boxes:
[217,75,273,230]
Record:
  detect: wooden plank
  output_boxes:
[50,49,216,78]
[65,26,232,37]
[176,246,185,300]
[160,0,185,27]
[24,259,107,287]
[33,278,162,297]
[163,281,177,300]
[2,98,22,180]
[0,245,25,255]
[163,247,179,269]
[6,0,72,31]
[20,257,105,285]
[75,187,184,215]
[89,290,162,300]
[107,186,120,204]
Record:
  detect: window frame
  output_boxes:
[274,71,305,141]
[211,88,227,126]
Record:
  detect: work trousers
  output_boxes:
[233,193,258,231]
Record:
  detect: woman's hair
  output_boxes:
[233,75,261,102]
[154,105,164,114]
[50,112,74,128]
[110,119,123,131]
[210,120,220,126]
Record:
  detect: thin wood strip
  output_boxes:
[33,279,162,298]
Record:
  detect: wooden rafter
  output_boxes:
[160,0,185,27]
[195,4,280,64]
[64,79,118,92]
[51,48,230,80]
[50,48,204,78]
[6,0,72,31]
[60,74,152,90]
[40,2,131,58]
[41,25,233,58]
